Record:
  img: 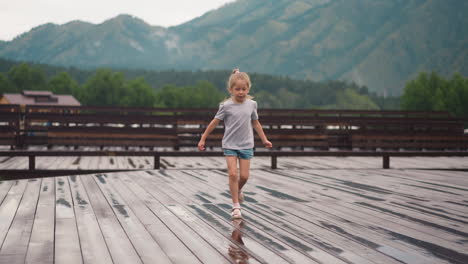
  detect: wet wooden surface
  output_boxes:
[1,159,468,263]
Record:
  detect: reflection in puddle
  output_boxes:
[229,219,250,264]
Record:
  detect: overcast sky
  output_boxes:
[0,0,236,41]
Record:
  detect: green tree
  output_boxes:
[155,81,223,108]
[255,90,282,108]
[48,72,80,95]
[401,72,448,111]
[439,73,468,118]
[155,84,185,108]
[80,69,127,106]
[0,73,15,93]
[401,71,468,120]
[121,77,156,107]
[333,88,380,110]
[191,81,224,108]
[275,88,300,108]
[7,63,46,91]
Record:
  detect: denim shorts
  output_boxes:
[223,149,254,160]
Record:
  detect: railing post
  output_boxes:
[383,155,390,169]
[154,155,160,169]
[271,154,277,169]
[29,155,35,170]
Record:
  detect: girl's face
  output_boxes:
[230,79,250,103]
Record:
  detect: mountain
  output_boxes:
[1,0,467,95]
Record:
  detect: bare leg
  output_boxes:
[226,156,239,204]
[238,158,251,192]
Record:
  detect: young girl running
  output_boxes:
[198,68,272,219]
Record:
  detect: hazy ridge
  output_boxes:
[1,0,466,95]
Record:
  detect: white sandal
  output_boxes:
[231,207,242,219]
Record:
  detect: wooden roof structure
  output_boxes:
[0,156,467,263]
[1,90,81,106]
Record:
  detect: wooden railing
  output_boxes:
[0,104,21,149]
[1,150,467,180]
[0,105,466,151]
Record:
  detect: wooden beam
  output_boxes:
[271,155,277,169]
[154,155,160,170]
[1,150,467,176]
[383,155,390,169]
[28,155,35,170]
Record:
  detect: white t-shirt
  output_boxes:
[214,98,259,149]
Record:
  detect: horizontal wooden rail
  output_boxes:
[24,104,455,118]
[0,105,460,151]
[0,150,467,172]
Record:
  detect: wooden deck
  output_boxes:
[1,157,468,263]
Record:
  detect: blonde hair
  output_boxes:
[223,68,253,102]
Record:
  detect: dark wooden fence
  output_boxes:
[0,104,467,150]
[0,105,21,148]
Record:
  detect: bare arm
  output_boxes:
[198,118,221,151]
[252,120,272,148]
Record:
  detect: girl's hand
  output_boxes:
[198,140,206,151]
[263,140,272,148]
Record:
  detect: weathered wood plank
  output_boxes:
[251,169,468,262]
[98,156,111,170]
[68,175,113,264]
[306,200,465,264]
[50,156,65,170]
[319,169,468,219]
[79,175,143,264]
[25,178,55,264]
[153,169,394,264]
[105,172,203,264]
[54,176,82,264]
[88,155,100,171]
[116,171,231,264]
[67,156,80,170]
[394,169,468,186]
[91,173,172,264]
[131,171,270,264]
[247,200,444,264]
[253,169,468,249]
[79,156,93,171]
[0,180,14,206]
[4,157,27,170]
[233,176,451,264]
[210,168,462,262]
[115,157,125,170]
[179,166,458,260]
[139,170,329,264]
[0,179,41,264]
[289,157,337,169]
